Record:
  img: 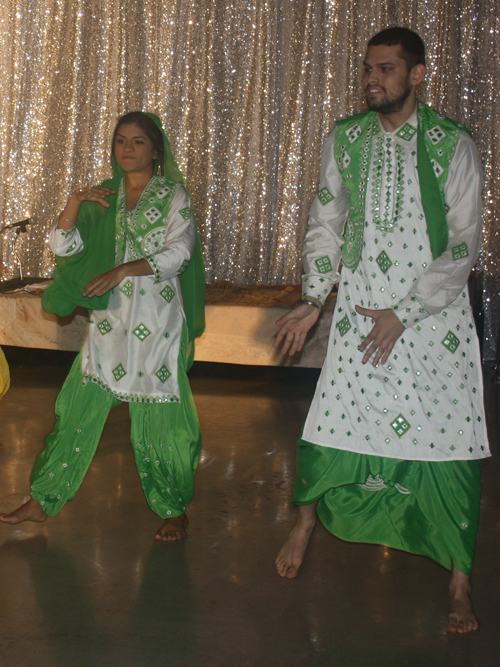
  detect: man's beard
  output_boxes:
[365,78,412,115]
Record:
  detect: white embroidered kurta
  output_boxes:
[50,184,195,403]
[301,111,490,462]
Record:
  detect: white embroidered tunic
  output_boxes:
[301,110,490,462]
[49,176,195,403]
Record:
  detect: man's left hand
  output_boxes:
[355,305,405,366]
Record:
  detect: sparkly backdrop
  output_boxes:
[0,1,499,355]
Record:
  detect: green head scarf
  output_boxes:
[42,112,205,363]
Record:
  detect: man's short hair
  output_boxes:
[368,27,425,71]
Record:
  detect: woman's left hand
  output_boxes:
[83,266,125,298]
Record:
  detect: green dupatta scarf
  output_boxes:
[42,113,205,368]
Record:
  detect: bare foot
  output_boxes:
[0,498,47,524]
[154,513,188,542]
[275,503,317,579]
[447,565,479,633]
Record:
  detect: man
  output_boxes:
[274,27,490,634]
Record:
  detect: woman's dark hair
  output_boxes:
[368,27,425,71]
[112,111,164,174]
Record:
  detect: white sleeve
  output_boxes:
[301,127,349,305]
[391,132,483,327]
[145,186,196,283]
[48,225,84,256]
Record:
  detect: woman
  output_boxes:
[0,112,205,541]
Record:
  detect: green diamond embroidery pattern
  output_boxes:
[376,250,392,274]
[155,365,171,383]
[442,331,460,353]
[318,187,335,205]
[452,242,469,261]
[120,280,134,298]
[315,256,333,273]
[144,206,162,224]
[133,323,151,342]
[426,125,447,145]
[391,414,411,437]
[346,123,362,143]
[179,259,190,274]
[112,364,127,382]
[395,123,417,142]
[179,207,191,220]
[97,319,112,335]
[160,285,176,303]
[337,315,351,337]
[431,158,444,178]
[339,148,351,171]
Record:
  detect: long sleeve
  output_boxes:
[392,132,483,327]
[145,186,196,283]
[302,128,349,305]
[48,225,84,256]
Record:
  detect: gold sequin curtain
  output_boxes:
[0,1,499,354]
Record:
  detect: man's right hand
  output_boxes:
[273,303,321,356]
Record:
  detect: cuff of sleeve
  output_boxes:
[60,227,77,238]
[391,294,430,328]
[302,274,335,307]
[146,256,162,283]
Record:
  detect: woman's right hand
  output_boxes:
[71,186,115,208]
[57,186,115,231]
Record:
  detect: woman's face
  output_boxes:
[113,123,158,175]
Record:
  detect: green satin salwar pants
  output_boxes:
[30,340,201,519]
[293,438,481,575]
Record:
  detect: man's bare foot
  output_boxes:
[0,498,47,524]
[154,513,188,542]
[275,503,317,579]
[447,565,479,633]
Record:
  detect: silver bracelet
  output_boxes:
[297,299,322,311]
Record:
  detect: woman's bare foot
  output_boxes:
[275,503,317,579]
[447,565,479,633]
[0,498,47,524]
[154,513,188,542]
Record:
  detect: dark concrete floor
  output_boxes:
[0,347,499,667]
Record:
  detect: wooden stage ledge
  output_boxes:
[0,281,336,368]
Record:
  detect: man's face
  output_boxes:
[362,44,414,115]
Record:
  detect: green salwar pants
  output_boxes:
[30,344,201,519]
[293,438,481,575]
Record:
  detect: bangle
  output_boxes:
[297,299,322,311]
[63,218,76,225]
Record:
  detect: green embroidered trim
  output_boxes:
[97,319,112,335]
[337,314,351,336]
[120,280,134,298]
[160,285,176,302]
[442,331,460,353]
[155,365,172,383]
[376,250,392,274]
[315,256,333,273]
[83,374,180,403]
[452,242,469,261]
[132,323,151,341]
[390,413,411,437]
[395,123,416,142]
[60,228,76,238]
[370,138,405,233]
[112,364,127,381]
[115,175,181,266]
[318,187,335,205]
[179,207,191,220]
[147,254,162,283]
